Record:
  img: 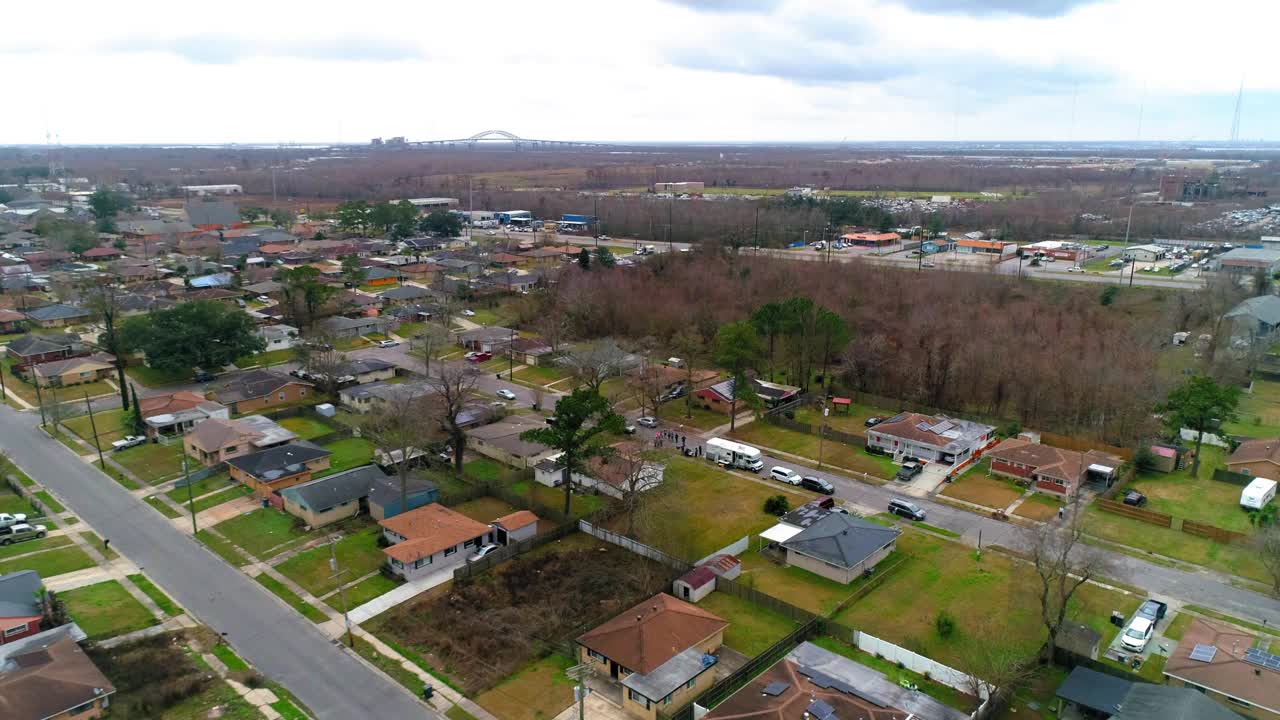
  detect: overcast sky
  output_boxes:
[5,0,1276,144]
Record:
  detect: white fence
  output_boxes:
[696,536,748,566]
[578,520,691,570]
[855,631,990,704]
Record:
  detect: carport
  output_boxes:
[757,523,803,554]
[1055,667,1131,718]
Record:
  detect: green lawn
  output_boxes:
[62,409,128,445]
[1082,506,1269,583]
[452,497,519,524]
[316,438,375,476]
[196,530,250,566]
[730,421,898,480]
[395,321,427,339]
[1223,377,1280,437]
[145,495,182,519]
[0,491,36,517]
[127,573,180,616]
[1163,612,1192,641]
[1126,447,1254,533]
[624,455,814,561]
[33,490,65,514]
[810,636,977,712]
[278,415,335,440]
[212,643,250,672]
[509,479,607,518]
[125,364,192,388]
[189,485,253,514]
[658,402,731,431]
[255,573,331,623]
[275,524,385,597]
[463,458,507,483]
[212,509,311,560]
[474,654,576,720]
[737,546,865,616]
[512,365,570,386]
[236,348,295,368]
[352,637,427,696]
[941,472,1025,509]
[326,573,400,611]
[333,336,372,351]
[833,532,1138,668]
[113,442,186,484]
[60,580,160,640]
[793,403,896,436]
[697,591,798,656]
[0,545,97,578]
[166,474,236,504]
[447,704,481,720]
[465,306,514,328]
[0,533,71,560]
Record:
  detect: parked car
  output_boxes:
[0,513,28,529]
[1136,599,1168,625]
[864,416,885,427]
[193,370,217,383]
[468,544,501,562]
[1123,490,1147,507]
[1120,616,1155,652]
[888,498,926,521]
[461,309,476,317]
[895,462,922,482]
[495,389,517,401]
[921,262,936,268]
[376,339,400,348]
[637,416,658,428]
[800,476,835,495]
[1067,266,1085,273]
[256,295,272,303]
[0,523,46,546]
[769,466,801,485]
[463,351,479,360]
[1097,245,1109,250]
[623,424,637,435]
[111,435,146,451]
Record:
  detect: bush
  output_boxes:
[1100,286,1118,306]
[935,611,956,639]
[995,421,1021,438]
[764,495,791,516]
[784,409,795,420]
[1132,446,1157,473]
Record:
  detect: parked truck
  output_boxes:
[705,438,765,472]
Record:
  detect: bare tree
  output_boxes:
[1259,524,1280,597]
[562,339,630,393]
[627,364,666,418]
[411,323,451,375]
[295,336,347,398]
[672,329,706,420]
[359,388,440,515]
[82,282,131,410]
[426,364,480,472]
[1029,493,1112,661]
[595,442,664,536]
[958,619,1040,709]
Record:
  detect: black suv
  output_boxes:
[895,463,922,482]
[800,476,835,495]
[1122,490,1147,507]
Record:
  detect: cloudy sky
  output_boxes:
[5,0,1277,144]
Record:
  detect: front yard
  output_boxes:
[212,508,311,560]
[658,401,731,431]
[275,522,388,598]
[125,364,192,388]
[113,441,187,484]
[0,545,97,578]
[1082,506,1269,583]
[60,579,160,640]
[730,421,898,480]
[474,654,576,720]
[62,409,128,446]
[940,469,1025,510]
[511,364,570,386]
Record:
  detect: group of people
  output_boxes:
[653,429,693,452]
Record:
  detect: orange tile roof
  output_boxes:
[493,510,538,530]
[577,593,727,674]
[138,391,208,419]
[380,504,490,563]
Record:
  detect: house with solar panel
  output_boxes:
[1163,617,1279,720]
[865,413,995,467]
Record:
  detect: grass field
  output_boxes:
[512,364,570,386]
[452,497,519,523]
[474,654,575,720]
[508,478,607,518]
[462,458,507,483]
[730,421,898,480]
[197,530,250,566]
[0,533,71,560]
[697,591,798,656]
[278,415,336,440]
[1223,378,1280,438]
[275,524,384,597]
[326,573,399,611]
[941,472,1025,509]
[624,455,813,561]
[658,402,730,431]
[0,545,96,578]
[145,495,183,519]
[61,580,160,640]
[213,509,311,560]
[62,409,128,445]
[737,546,872,615]
[189,485,252,514]
[0,490,37,518]
[256,573,330,623]
[465,304,516,328]
[792,403,895,435]
[833,532,1137,667]
[33,490,65,513]
[125,364,192,387]
[810,636,977,712]
[1125,447,1253,532]
[212,643,250,672]
[316,437,375,476]
[127,573,180,616]
[113,442,185,484]
[166,474,236,504]
[1082,507,1268,583]
[1014,492,1064,521]
[236,348,295,369]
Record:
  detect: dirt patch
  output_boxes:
[940,474,1023,509]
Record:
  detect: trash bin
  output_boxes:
[422,684,434,700]
[261,498,269,509]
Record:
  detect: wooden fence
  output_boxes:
[1095,498,1172,527]
[1095,498,1253,546]
[713,575,820,624]
[1181,520,1251,546]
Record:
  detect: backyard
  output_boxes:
[1222,378,1280,438]
[696,590,799,656]
[60,579,160,640]
[452,497,520,524]
[735,546,867,616]
[1124,446,1254,533]
[277,415,336,440]
[316,437,376,476]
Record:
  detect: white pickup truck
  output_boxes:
[111,435,146,451]
[0,512,29,529]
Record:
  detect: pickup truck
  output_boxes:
[895,462,923,482]
[112,435,147,451]
[0,512,28,529]
[0,523,47,546]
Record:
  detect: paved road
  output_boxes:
[656,421,1280,625]
[0,407,435,720]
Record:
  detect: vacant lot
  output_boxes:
[730,422,897,479]
[622,455,812,561]
[61,580,159,640]
[370,541,674,694]
[474,654,576,720]
[793,403,896,435]
[453,497,519,524]
[213,508,311,560]
[834,531,1137,668]
[113,442,185,484]
[275,523,386,598]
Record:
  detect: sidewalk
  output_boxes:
[347,565,453,624]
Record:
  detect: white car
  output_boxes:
[636,416,658,428]
[496,389,517,401]
[111,435,146,451]
[463,351,479,360]
[469,543,501,562]
[769,466,802,485]
[461,309,476,317]
[0,512,28,529]
[376,340,400,348]
[1067,266,1085,273]
[256,295,272,303]
[1120,616,1154,652]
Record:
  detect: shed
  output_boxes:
[1055,666,1131,716]
[673,566,717,604]
[1149,445,1179,473]
[702,554,742,581]
[491,510,539,545]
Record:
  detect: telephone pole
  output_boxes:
[82,392,105,469]
[329,537,354,647]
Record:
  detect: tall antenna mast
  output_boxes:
[1229,77,1244,143]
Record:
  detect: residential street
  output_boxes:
[0,405,435,720]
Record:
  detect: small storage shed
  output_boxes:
[673,566,717,603]
[491,510,539,545]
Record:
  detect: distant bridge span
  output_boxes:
[408,129,609,149]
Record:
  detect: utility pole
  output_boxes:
[82,392,105,469]
[508,327,515,380]
[0,359,7,405]
[182,448,197,536]
[593,195,599,248]
[567,663,595,720]
[753,206,759,251]
[1120,203,1134,287]
[329,537,354,647]
[33,377,46,427]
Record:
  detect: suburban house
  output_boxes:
[206,369,313,414]
[466,414,555,469]
[576,593,728,720]
[0,625,116,720]
[380,503,493,581]
[703,641,970,720]
[987,437,1124,495]
[1162,618,1278,719]
[279,464,439,528]
[533,442,664,499]
[0,309,24,333]
[184,416,298,467]
[865,413,995,466]
[316,315,395,339]
[28,354,115,388]
[378,285,434,305]
[490,510,538,545]
[1226,438,1280,480]
[140,393,229,439]
[640,365,720,394]
[694,376,801,414]
[334,358,397,385]
[80,246,125,262]
[1056,666,1244,720]
[0,571,43,645]
[5,334,86,371]
[457,326,516,352]
[1224,296,1280,341]
[362,266,401,286]
[226,441,333,497]
[118,219,197,247]
[22,303,90,328]
[339,381,432,414]
[242,280,284,298]
[256,324,299,352]
[760,500,901,584]
[507,337,554,366]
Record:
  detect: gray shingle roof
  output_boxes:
[1225,295,1280,328]
[782,513,900,569]
[1055,667,1131,715]
[0,570,42,618]
[6,334,78,357]
[225,441,331,482]
[211,369,307,403]
[378,285,432,301]
[280,464,392,512]
[1115,683,1245,720]
[24,304,90,322]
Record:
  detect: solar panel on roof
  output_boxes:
[807,699,837,720]
[929,420,954,434]
[761,681,790,697]
[798,667,888,708]
[1243,648,1280,671]
[1189,644,1218,663]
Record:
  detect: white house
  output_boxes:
[1121,244,1166,262]
[256,324,299,352]
[533,445,664,499]
[380,503,493,581]
[865,412,994,466]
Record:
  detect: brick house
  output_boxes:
[0,626,117,720]
[987,437,1122,495]
[577,593,728,720]
[0,309,24,333]
[0,571,43,645]
[226,441,332,498]
[6,334,87,372]
[206,369,314,414]
[29,354,115,388]
[1226,437,1280,481]
[23,303,91,328]
[1163,618,1280,720]
[183,416,298,467]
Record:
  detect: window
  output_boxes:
[225,445,239,454]
[587,649,607,663]
[444,546,457,556]
[391,559,403,568]
[413,555,433,569]
[627,689,650,709]
[278,392,286,401]
[663,693,673,705]
[300,387,307,396]
[685,678,696,690]
[1226,697,1252,709]
[464,538,477,549]
[3,623,28,638]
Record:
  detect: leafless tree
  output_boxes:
[411,323,451,375]
[295,337,347,398]
[672,329,706,420]
[1029,493,1112,662]
[562,339,630,393]
[533,311,570,355]
[958,618,1041,710]
[595,442,664,536]
[426,363,480,472]
[81,282,131,410]
[627,364,666,417]
[359,389,439,515]
[1259,524,1280,597]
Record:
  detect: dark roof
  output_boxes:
[221,237,262,258]
[363,266,400,280]
[1115,684,1245,720]
[6,334,78,357]
[24,304,89,322]
[225,441,332,482]
[379,285,432,301]
[336,358,397,376]
[0,571,41,618]
[185,199,240,227]
[211,369,307,404]
[0,629,116,720]
[1055,667,1132,715]
[368,473,437,509]
[782,513,900,569]
[116,293,175,313]
[280,464,400,512]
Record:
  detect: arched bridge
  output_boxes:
[408,130,609,149]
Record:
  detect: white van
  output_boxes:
[1241,477,1278,510]
[769,466,801,485]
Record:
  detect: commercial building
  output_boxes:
[840,231,901,248]
[496,210,533,226]
[1023,240,1091,261]
[404,198,459,212]
[957,238,1017,258]
[181,184,243,195]
[1218,247,1280,276]
[1121,244,1167,263]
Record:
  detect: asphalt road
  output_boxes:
[0,406,435,720]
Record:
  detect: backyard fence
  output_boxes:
[577,521,693,572]
[827,553,908,619]
[695,536,748,566]
[1180,519,1251,545]
[764,413,869,448]
[1095,498,1172,527]
[1094,498,1254,547]
[1212,468,1254,486]
[172,463,226,487]
[856,631,990,701]
[713,575,820,624]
